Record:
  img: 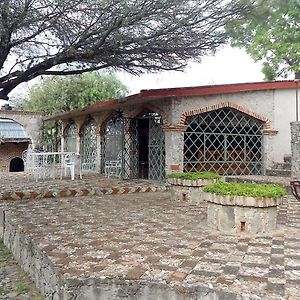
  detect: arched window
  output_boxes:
[80,119,97,172]
[64,122,77,153]
[184,108,263,175]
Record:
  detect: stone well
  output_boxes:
[168,178,218,203]
[206,193,283,234]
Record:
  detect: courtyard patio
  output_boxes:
[0,173,300,299]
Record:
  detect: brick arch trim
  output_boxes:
[63,120,77,136]
[79,115,96,134]
[128,103,168,125]
[180,102,269,125]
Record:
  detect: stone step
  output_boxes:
[272,162,291,170]
[266,169,291,177]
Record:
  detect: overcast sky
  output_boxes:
[2,45,267,107]
[118,45,265,94]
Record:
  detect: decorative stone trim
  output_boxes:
[168,178,218,187]
[128,103,168,125]
[0,185,168,201]
[180,102,269,125]
[162,124,188,132]
[262,122,278,135]
[205,193,282,207]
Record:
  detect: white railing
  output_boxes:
[22,150,82,181]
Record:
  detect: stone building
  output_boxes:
[46,80,299,181]
[0,110,43,172]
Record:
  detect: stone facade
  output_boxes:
[47,81,298,179]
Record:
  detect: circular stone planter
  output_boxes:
[205,193,283,234]
[168,178,218,203]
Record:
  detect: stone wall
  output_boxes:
[291,121,300,179]
[0,142,28,172]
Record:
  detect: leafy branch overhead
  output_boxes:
[226,0,300,80]
[0,0,250,99]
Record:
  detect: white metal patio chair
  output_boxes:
[104,152,122,178]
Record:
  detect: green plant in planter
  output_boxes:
[168,171,220,180]
[203,182,287,199]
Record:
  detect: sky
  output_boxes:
[117,45,265,94]
[1,45,266,107]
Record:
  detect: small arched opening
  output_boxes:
[9,157,24,172]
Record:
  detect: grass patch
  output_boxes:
[0,287,7,295]
[0,239,12,257]
[203,182,287,199]
[15,283,30,295]
[168,171,220,180]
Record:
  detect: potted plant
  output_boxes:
[203,181,287,234]
[167,171,220,203]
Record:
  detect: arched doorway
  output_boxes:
[9,157,24,172]
[184,108,263,175]
[102,110,165,181]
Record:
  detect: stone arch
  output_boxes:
[180,102,269,125]
[0,111,43,147]
[129,103,168,125]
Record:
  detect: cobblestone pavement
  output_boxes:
[3,191,300,299]
[0,240,44,299]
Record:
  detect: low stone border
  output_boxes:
[0,185,168,201]
[206,193,284,234]
[167,178,218,187]
[204,192,282,207]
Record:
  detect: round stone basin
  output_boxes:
[168,178,218,203]
[205,193,283,234]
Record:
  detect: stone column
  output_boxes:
[95,133,101,173]
[291,121,300,179]
[163,124,187,175]
[262,123,278,174]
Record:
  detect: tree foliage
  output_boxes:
[23,72,127,150]
[23,72,128,114]
[0,0,250,99]
[226,0,300,80]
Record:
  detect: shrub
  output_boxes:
[168,171,220,180]
[203,182,287,199]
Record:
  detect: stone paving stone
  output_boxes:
[1,172,300,299]
[1,191,300,299]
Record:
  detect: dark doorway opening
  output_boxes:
[137,118,149,179]
[9,157,24,172]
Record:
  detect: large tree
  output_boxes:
[226,0,300,80]
[0,0,249,100]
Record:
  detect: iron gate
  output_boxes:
[102,112,165,181]
[184,108,263,175]
[80,119,97,172]
[148,113,165,181]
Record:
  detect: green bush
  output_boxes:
[168,171,220,180]
[203,182,287,199]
